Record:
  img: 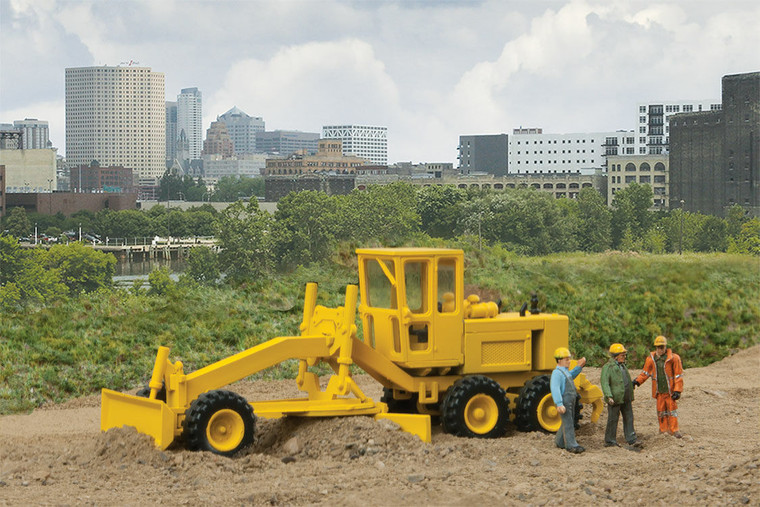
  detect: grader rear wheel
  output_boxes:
[441,375,509,438]
[183,390,255,456]
[515,375,580,432]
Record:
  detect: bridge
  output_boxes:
[19,236,218,262]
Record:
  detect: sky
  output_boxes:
[1,0,759,164]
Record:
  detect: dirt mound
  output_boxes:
[1,346,758,504]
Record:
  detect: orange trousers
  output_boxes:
[655,392,679,433]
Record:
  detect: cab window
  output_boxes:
[404,261,428,314]
[364,258,396,309]
[437,258,458,313]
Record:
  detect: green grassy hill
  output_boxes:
[1,251,757,414]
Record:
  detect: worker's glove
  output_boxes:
[671,392,681,400]
[632,380,640,388]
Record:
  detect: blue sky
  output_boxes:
[1,0,758,163]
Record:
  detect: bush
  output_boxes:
[148,267,175,296]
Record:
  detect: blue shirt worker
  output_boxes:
[550,347,587,454]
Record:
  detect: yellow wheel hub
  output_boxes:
[206,409,245,452]
[464,394,499,434]
[536,393,562,432]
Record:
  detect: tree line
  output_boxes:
[1,182,758,306]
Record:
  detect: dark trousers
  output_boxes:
[604,401,637,445]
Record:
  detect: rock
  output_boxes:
[282,436,303,456]
[375,461,385,469]
[377,419,401,431]
[530,459,541,467]
[407,474,425,483]
[281,456,296,464]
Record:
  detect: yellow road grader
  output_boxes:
[102,248,603,455]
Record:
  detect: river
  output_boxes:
[113,258,186,286]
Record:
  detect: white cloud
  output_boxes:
[206,39,401,136]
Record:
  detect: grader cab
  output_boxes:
[355,247,603,436]
[101,247,603,455]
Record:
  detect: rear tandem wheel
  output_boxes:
[441,375,510,438]
[514,374,581,432]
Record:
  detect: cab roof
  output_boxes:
[356,247,463,257]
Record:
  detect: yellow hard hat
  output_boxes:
[554,347,571,359]
[609,343,627,355]
[654,335,667,347]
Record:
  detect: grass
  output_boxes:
[0,251,757,414]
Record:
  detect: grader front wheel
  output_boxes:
[441,375,509,438]
[183,390,255,456]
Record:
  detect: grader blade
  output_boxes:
[101,389,176,450]
[374,413,432,443]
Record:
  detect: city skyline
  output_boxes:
[1,0,759,164]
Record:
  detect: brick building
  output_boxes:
[70,164,136,193]
[264,139,366,176]
[4,192,137,215]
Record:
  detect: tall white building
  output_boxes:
[177,87,203,160]
[508,128,633,175]
[13,119,50,149]
[322,125,387,165]
[635,100,720,155]
[217,106,265,154]
[65,65,165,183]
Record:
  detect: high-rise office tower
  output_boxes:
[65,65,165,183]
[165,101,178,164]
[217,106,265,154]
[202,121,234,158]
[177,87,203,160]
[322,125,387,165]
[256,130,320,156]
[13,119,50,149]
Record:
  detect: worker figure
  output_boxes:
[634,336,684,438]
[600,343,643,449]
[550,347,587,454]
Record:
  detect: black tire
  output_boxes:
[183,390,255,457]
[515,375,581,433]
[136,384,166,402]
[380,387,419,413]
[441,375,509,438]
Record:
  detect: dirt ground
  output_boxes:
[1,346,758,505]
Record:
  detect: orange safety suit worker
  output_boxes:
[634,347,684,435]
